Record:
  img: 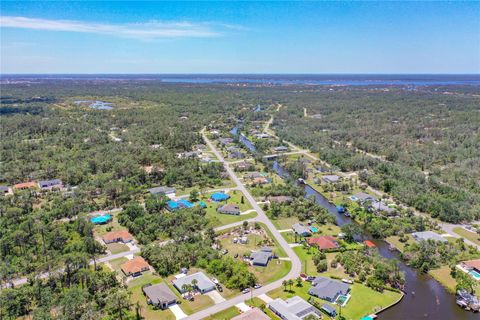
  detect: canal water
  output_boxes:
[272,161,478,320]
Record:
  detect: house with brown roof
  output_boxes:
[102,230,133,244]
[13,181,37,190]
[308,236,340,250]
[121,257,150,277]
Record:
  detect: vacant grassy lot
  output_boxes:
[204,306,240,320]
[453,227,480,246]
[108,257,129,272]
[252,260,292,285]
[429,266,457,294]
[385,235,414,253]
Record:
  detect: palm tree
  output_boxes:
[282,280,287,291]
[191,279,198,292]
[287,279,294,291]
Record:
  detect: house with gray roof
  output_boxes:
[268,296,322,320]
[38,179,63,190]
[217,203,241,215]
[308,276,351,302]
[148,186,176,196]
[292,223,311,237]
[142,282,178,310]
[351,192,377,203]
[322,175,341,183]
[370,200,395,214]
[412,231,447,243]
[251,248,273,266]
[172,272,216,294]
[0,186,10,195]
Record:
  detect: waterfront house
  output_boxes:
[292,223,311,237]
[268,296,322,320]
[142,282,178,310]
[411,231,447,243]
[102,230,133,244]
[121,257,150,277]
[172,272,216,294]
[350,192,377,203]
[308,236,339,250]
[217,203,241,215]
[308,277,351,302]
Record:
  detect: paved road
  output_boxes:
[1,248,140,289]
[184,130,302,320]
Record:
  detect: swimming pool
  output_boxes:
[310,227,318,233]
[90,214,112,224]
[335,294,350,306]
[469,270,480,280]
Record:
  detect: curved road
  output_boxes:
[184,130,302,320]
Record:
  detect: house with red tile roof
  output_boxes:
[102,230,133,244]
[13,181,37,190]
[308,236,339,250]
[121,256,150,277]
[364,240,376,248]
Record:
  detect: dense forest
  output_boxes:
[271,88,480,222]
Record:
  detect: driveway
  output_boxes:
[169,304,187,319]
[206,290,226,304]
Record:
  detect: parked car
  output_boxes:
[306,276,316,282]
[300,273,307,279]
[254,284,262,289]
[242,288,250,294]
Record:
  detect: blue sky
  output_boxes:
[1,1,479,74]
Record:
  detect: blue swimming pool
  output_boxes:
[310,227,318,233]
[469,270,480,280]
[90,214,112,224]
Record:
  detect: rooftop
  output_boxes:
[322,175,341,183]
[292,223,311,236]
[412,231,447,243]
[142,283,177,305]
[121,256,150,275]
[269,296,321,320]
[149,186,176,195]
[463,259,480,271]
[309,276,351,301]
[308,236,339,250]
[231,308,270,320]
[172,272,216,293]
[102,230,133,242]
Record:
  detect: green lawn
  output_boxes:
[106,242,130,254]
[385,235,414,253]
[271,216,300,230]
[429,266,457,294]
[453,227,480,246]
[293,246,350,279]
[93,212,123,236]
[252,260,292,285]
[202,190,257,227]
[204,306,240,320]
[268,280,402,320]
[107,257,129,272]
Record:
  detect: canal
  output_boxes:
[272,161,477,320]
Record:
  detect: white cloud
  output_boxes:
[0,16,233,39]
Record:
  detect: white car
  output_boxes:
[254,284,262,289]
[342,278,353,284]
[242,288,250,294]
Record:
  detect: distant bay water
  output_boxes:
[2,74,480,86]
